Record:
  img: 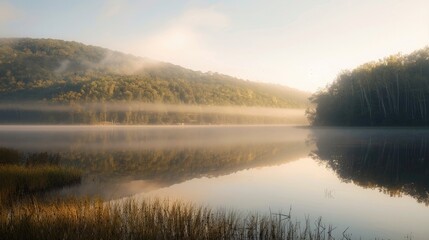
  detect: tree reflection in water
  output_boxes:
[310,128,429,205]
[0,126,310,199]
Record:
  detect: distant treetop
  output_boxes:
[307,47,429,126]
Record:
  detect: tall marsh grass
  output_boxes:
[0,198,341,240]
[0,147,81,205]
[0,165,81,204]
[0,147,347,239]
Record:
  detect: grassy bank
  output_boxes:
[0,198,340,240]
[0,147,345,239]
[0,147,81,205]
[0,165,81,204]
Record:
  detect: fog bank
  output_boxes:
[0,102,307,123]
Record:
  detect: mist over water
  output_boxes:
[0,102,308,125]
[0,125,308,151]
[1,125,429,238]
[0,102,306,118]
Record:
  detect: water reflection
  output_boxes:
[1,125,429,238]
[0,125,311,199]
[310,128,429,205]
[56,143,310,198]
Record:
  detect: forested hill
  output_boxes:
[0,38,309,108]
[308,47,429,126]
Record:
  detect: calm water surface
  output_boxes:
[0,125,428,239]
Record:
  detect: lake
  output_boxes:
[0,125,428,239]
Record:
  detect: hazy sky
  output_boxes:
[1,0,429,92]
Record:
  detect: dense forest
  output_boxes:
[308,47,429,126]
[0,38,309,124]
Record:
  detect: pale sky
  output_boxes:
[1,0,429,92]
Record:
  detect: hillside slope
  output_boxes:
[0,38,309,108]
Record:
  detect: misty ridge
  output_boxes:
[0,38,309,104]
[51,46,178,77]
[1,38,161,75]
[0,38,309,125]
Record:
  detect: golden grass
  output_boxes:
[0,165,81,205]
[0,147,344,239]
[0,198,339,240]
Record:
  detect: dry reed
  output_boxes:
[0,198,340,240]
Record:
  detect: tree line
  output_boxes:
[308,47,429,126]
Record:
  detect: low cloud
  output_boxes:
[0,1,21,25]
[178,7,229,29]
[54,60,71,74]
[134,7,228,70]
[100,0,128,18]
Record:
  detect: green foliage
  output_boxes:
[0,38,309,108]
[309,48,429,126]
